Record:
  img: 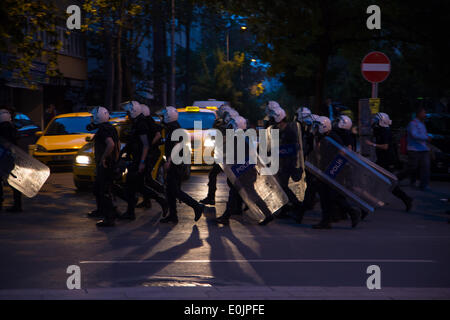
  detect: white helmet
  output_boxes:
[217,104,232,118]
[141,104,151,117]
[296,106,312,123]
[91,106,110,124]
[266,101,281,113]
[0,109,12,123]
[223,109,239,123]
[266,106,286,123]
[336,115,352,130]
[373,112,392,128]
[162,106,178,123]
[122,101,142,119]
[315,116,332,134]
[229,115,247,130]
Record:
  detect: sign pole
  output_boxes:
[371,82,378,98]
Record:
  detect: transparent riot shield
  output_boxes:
[266,123,307,202]
[0,140,50,198]
[305,136,395,212]
[287,122,307,201]
[215,132,289,223]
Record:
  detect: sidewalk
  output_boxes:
[1,286,449,300]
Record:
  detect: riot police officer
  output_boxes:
[120,101,167,220]
[265,101,303,219]
[136,104,166,209]
[160,106,204,224]
[89,107,120,227]
[294,108,319,223]
[310,116,360,229]
[0,108,22,212]
[200,104,232,206]
[215,115,248,225]
[332,115,354,150]
[365,112,412,212]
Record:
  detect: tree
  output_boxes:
[207,0,450,116]
[83,0,145,109]
[0,0,61,88]
[191,49,244,109]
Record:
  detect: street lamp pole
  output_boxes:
[226,30,229,62]
[170,0,176,106]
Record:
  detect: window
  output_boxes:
[45,116,94,135]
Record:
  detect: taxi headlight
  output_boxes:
[204,137,215,147]
[75,155,91,165]
[35,144,47,152]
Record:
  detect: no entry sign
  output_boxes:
[361,51,390,83]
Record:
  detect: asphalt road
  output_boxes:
[0,169,449,298]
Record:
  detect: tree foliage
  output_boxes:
[0,0,61,88]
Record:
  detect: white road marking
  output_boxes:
[80,259,436,264]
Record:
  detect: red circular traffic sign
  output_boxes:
[361,51,391,83]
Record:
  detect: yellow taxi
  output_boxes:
[33,112,95,167]
[72,116,165,190]
[177,106,218,169]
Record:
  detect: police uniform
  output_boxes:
[201,119,227,205]
[275,122,303,216]
[314,131,359,228]
[121,114,166,219]
[93,122,119,224]
[296,124,318,222]
[161,121,203,223]
[138,115,165,207]
[372,126,412,211]
[0,120,22,211]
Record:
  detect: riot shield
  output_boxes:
[215,133,289,223]
[305,136,395,212]
[287,122,307,201]
[266,123,307,202]
[0,140,50,198]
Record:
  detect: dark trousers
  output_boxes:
[222,179,243,218]
[407,151,430,188]
[303,172,318,210]
[277,168,302,209]
[377,160,411,203]
[166,165,199,218]
[143,151,165,197]
[126,164,161,215]
[0,178,21,208]
[206,163,222,198]
[318,181,333,223]
[93,165,114,220]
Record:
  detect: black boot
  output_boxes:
[155,196,169,217]
[259,215,274,226]
[136,199,152,209]
[194,204,204,222]
[393,187,413,212]
[403,196,413,212]
[87,210,103,218]
[96,219,115,227]
[361,210,369,221]
[200,195,215,205]
[215,214,230,225]
[348,207,360,228]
